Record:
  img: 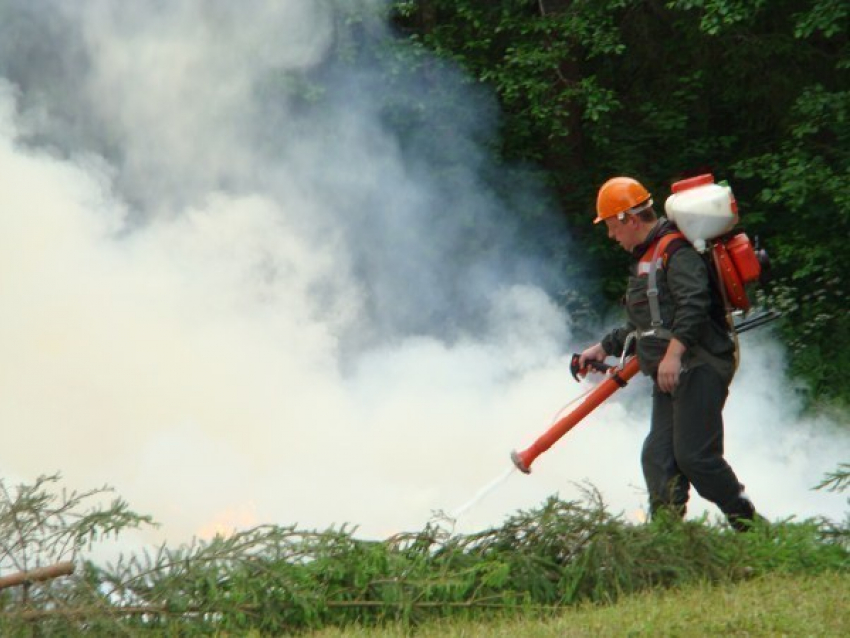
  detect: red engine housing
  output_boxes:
[712,233,761,311]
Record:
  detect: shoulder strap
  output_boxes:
[646,232,685,327]
[661,236,689,268]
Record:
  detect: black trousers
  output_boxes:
[641,362,746,517]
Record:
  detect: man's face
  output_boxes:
[603,215,640,252]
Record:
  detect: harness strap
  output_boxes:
[645,232,685,328]
[638,327,674,340]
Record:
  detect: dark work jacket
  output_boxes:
[600,219,736,380]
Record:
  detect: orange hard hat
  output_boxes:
[594,177,652,223]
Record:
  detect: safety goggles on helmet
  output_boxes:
[614,198,654,221]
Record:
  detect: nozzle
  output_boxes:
[510,449,531,474]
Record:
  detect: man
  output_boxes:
[578,176,758,531]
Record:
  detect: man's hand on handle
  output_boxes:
[578,343,608,373]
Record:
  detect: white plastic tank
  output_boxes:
[664,174,738,252]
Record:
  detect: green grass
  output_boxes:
[308,570,850,637]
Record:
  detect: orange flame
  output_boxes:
[196,502,259,539]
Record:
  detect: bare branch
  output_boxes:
[0,561,75,591]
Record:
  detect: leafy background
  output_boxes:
[390,0,849,406]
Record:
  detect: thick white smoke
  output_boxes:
[0,1,846,553]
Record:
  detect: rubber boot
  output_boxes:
[724,494,757,532]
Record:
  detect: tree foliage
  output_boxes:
[389,0,849,405]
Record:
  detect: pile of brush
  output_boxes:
[1,469,847,635]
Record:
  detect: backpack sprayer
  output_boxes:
[511,174,779,474]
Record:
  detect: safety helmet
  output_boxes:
[594,177,652,224]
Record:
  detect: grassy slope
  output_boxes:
[309,571,849,637]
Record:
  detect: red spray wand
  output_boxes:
[510,355,641,474]
[509,308,783,474]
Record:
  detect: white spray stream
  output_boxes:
[449,466,518,521]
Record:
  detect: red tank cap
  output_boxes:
[671,173,714,193]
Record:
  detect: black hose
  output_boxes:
[734,310,782,335]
